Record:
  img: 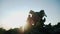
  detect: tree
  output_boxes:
[0,28,6,34]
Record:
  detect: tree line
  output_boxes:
[0,10,60,34]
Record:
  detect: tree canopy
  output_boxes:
[0,10,60,34]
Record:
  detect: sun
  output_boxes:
[2,12,28,30]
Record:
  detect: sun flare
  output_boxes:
[2,12,28,30]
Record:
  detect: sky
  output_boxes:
[0,0,60,30]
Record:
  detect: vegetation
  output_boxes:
[0,10,60,34]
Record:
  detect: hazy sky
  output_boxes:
[0,0,60,30]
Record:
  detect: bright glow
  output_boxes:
[1,11,28,30]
